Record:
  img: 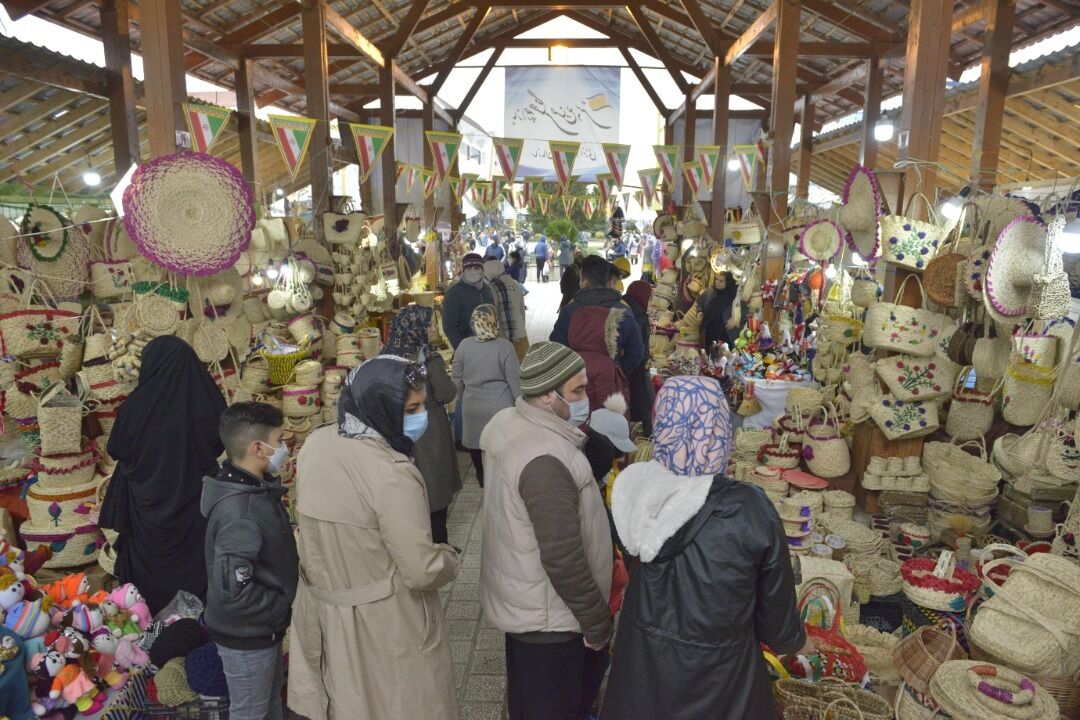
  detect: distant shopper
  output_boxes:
[484,259,529,362]
[601,377,809,720]
[452,305,521,487]
[622,280,655,436]
[533,236,549,282]
[698,271,741,353]
[558,249,583,312]
[558,235,573,277]
[506,250,526,284]
[485,237,505,262]
[442,253,494,349]
[480,343,612,720]
[203,402,298,720]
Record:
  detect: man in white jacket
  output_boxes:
[484,259,529,362]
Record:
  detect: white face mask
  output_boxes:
[555,391,590,426]
[463,268,484,285]
[259,441,289,474]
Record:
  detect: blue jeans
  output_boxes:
[216,642,284,720]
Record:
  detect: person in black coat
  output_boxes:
[621,280,655,436]
[697,271,741,354]
[602,376,810,720]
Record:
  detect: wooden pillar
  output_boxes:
[859,55,884,168]
[100,0,139,176]
[140,0,185,158]
[971,0,1016,191]
[681,87,696,205]
[379,65,397,236]
[234,59,259,193]
[897,0,955,202]
[796,94,813,199]
[302,0,332,231]
[768,0,800,219]
[710,56,730,239]
[423,101,434,227]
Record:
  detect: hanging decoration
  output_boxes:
[595,172,612,207]
[733,144,758,192]
[492,137,525,183]
[583,196,595,220]
[347,122,394,182]
[457,173,477,202]
[184,103,232,155]
[653,145,680,189]
[422,169,440,199]
[425,130,463,181]
[491,175,507,202]
[268,114,317,181]
[548,141,581,189]
[683,161,705,199]
[562,196,578,216]
[602,143,631,189]
[696,145,721,192]
[638,168,661,206]
[538,192,552,215]
[523,176,543,208]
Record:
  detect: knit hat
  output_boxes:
[184,642,228,697]
[148,618,204,669]
[462,253,484,270]
[155,657,198,707]
[519,342,585,398]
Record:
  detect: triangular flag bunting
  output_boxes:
[634,190,644,209]
[449,177,460,200]
[268,114,318,180]
[638,168,662,207]
[426,130,463,181]
[348,123,394,183]
[652,145,680,190]
[562,196,577,216]
[491,175,506,200]
[523,176,543,209]
[492,138,525,184]
[184,103,231,155]
[756,137,769,167]
[594,173,611,206]
[505,185,518,209]
[682,161,705,199]
[601,143,631,189]
[457,173,477,202]
[582,197,595,220]
[734,145,758,193]
[422,169,440,198]
[538,192,552,215]
[696,145,721,192]
[548,141,580,189]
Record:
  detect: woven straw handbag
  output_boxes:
[725,207,763,246]
[874,354,958,402]
[803,405,851,478]
[0,281,80,359]
[870,395,939,441]
[1012,322,1058,369]
[969,553,1080,679]
[1002,358,1056,427]
[1031,215,1071,321]
[945,368,997,442]
[759,432,802,469]
[1052,483,1079,565]
[972,315,1010,380]
[863,275,946,358]
[851,268,879,308]
[36,384,84,457]
[881,193,945,270]
[89,259,133,301]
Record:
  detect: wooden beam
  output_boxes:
[235,59,260,192]
[329,84,382,96]
[725,1,778,66]
[682,83,697,204]
[141,0,186,157]
[385,0,433,55]
[454,47,502,122]
[679,0,726,54]
[100,0,139,177]
[422,101,434,225]
[970,0,1016,191]
[303,0,332,227]
[796,94,814,198]
[769,0,800,217]
[186,2,303,72]
[379,64,397,236]
[801,0,899,43]
[430,6,489,95]
[619,47,668,115]
[24,116,114,183]
[711,56,730,237]
[897,0,955,198]
[414,1,473,35]
[627,4,690,93]
[2,0,52,20]
[952,3,984,33]
[859,54,884,168]
[2,48,108,97]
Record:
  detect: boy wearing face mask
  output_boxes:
[442,252,496,349]
[202,402,298,720]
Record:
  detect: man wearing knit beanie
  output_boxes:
[479,342,613,720]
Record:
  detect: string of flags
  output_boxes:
[181,101,772,201]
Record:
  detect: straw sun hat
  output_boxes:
[984,216,1047,318]
[122,152,255,276]
[797,219,846,262]
[839,165,883,260]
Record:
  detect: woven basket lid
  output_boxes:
[17,209,90,300]
[984,216,1047,318]
[839,165,883,261]
[123,152,255,276]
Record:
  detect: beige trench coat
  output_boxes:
[288,426,461,720]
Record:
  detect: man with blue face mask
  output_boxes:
[479,342,613,720]
[202,402,298,720]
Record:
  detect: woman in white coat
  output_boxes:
[452,304,521,486]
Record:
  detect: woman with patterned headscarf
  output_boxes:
[381,304,461,544]
[601,376,809,720]
[451,304,521,487]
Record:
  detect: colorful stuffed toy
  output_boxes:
[3,598,53,668]
[43,574,90,612]
[0,571,26,617]
[62,603,102,637]
[107,584,151,633]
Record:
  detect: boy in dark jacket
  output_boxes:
[202,402,298,720]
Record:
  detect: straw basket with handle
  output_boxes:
[863,275,945,358]
[892,623,968,696]
[803,405,850,479]
[36,383,84,457]
[881,192,946,271]
[258,332,312,387]
[775,678,892,720]
[759,432,802,470]
[923,202,976,308]
[945,367,997,442]
[901,554,980,613]
[1002,359,1056,427]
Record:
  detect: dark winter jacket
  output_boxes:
[558,263,580,311]
[551,287,645,375]
[697,285,741,352]
[603,465,805,720]
[441,279,495,349]
[201,462,299,649]
[567,305,630,414]
[621,293,655,429]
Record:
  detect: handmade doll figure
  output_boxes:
[107,584,151,632]
[63,603,102,637]
[88,628,128,689]
[92,627,147,671]
[0,570,26,616]
[28,649,66,717]
[44,574,90,611]
[3,598,54,667]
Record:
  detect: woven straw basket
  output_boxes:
[31,440,99,488]
[26,476,100,531]
[37,384,84,457]
[893,623,968,696]
[19,522,103,569]
[282,385,322,417]
[1003,360,1056,426]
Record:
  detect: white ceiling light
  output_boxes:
[82,171,101,186]
[873,121,894,142]
[548,44,569,64]
[727,157,740,171]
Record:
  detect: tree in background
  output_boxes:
[526,182,606,243]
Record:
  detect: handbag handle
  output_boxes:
[892,273,929,307]
[952,365,974,394]
[904,192,940,226]
[979,557,1080,651]
[952,437,988,461]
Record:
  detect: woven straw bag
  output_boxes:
[1057,330,1080,411]
[923,439,1000,503]
[1031,215,1071,321]
[945,368,996,441]
[1002,359,1056,426]
[1012,323,1058,369]
[259,332,312,387]
[759,432,802,469]
[804,406,850,478]
[969,553,1080,679]
[874,354,958,402]
[881,193,945,270]
[971,318,1010,380]
[893,623,968,696]
[282,385,321,417]
[871,396,939,441]
[89,259,133,301]
[1052,484,1079,565]
[863,275,945,358]
[787,387,824,416]
[240,356,273,393]
[192,323,230,363]
[0,284,80,359]
[900,555,979,612]
[851,269,879,309]
[37,384,83,457]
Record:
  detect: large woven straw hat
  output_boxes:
[122,152,255,276]
[984,216,1047,318]
[839,165,882,261]
[798,219,846,262]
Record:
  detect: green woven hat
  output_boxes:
[520,342,585,397]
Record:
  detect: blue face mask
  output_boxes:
[555,392,591,427]
[403,410,429,441]
[259,441,289,474]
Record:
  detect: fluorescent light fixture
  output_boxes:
[275,188,285,197]
[82,171,101,186]
[548,45,569,64]
[1060,218,1080,254]
[109,163,138,216]
[873,121,894,142]
[251,273,264,286]
[727,157,740,171]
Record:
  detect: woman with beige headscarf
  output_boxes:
[451,304,521,486]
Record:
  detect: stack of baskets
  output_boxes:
[750,465,788,502]
[779,496,816,556]
[733,428,772,482]
[773,678,891,720]
[825,518,887,558]
[923,441,1001,543]
[822,490,856,522]
[892,623,968,718]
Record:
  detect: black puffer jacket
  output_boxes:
[603,466,805,720]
